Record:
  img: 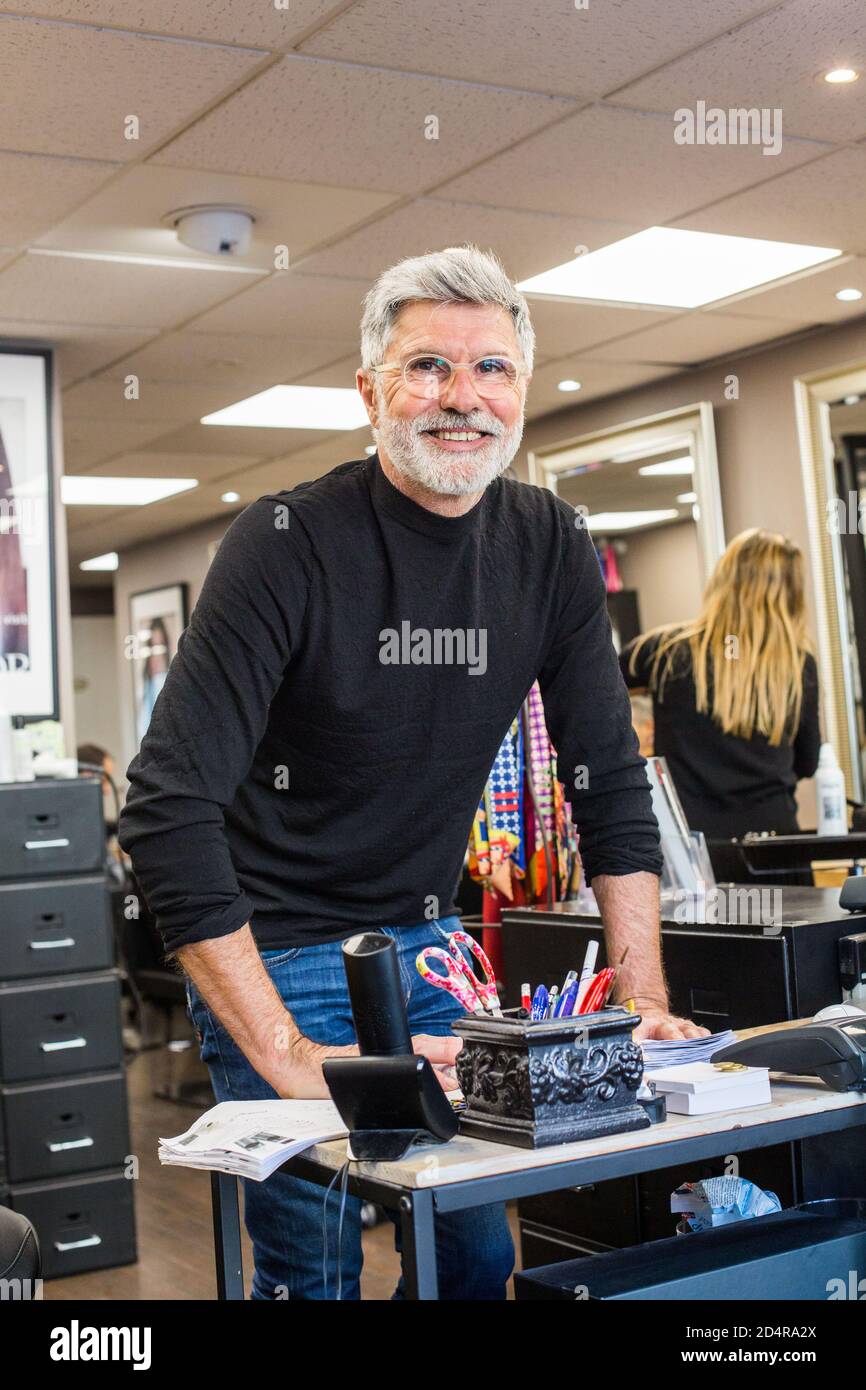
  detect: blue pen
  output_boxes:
[547,986,559,1020]
[530,984,549,1021]
[553,971,578,1017]
[558,980,580,1017]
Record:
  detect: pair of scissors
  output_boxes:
[416,930,503,1017]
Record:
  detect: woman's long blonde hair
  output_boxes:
[629,528,810,746]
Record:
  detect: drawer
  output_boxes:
[0,973,123,1083]
[10,1169,136,1279]
[519,1175,641,1250]
[2,1072,129,1182]
[519,1220,604,1271]
[0,779,104,881]
[0,876,112,979]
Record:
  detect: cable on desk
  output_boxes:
[321,1159,350,1300]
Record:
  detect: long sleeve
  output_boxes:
[793,652,821,780]
[117,497,311,953]
[538,513,662,883]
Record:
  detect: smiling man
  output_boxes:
[119,245,704,1302]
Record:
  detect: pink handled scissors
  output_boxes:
[447,931,502,1016]
[416,931,503,1017]
[416,947,488,1014]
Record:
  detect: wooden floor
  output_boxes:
[46,1044,519,1301]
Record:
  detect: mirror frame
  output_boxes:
[795,357,866,802]
[527,401,725,588]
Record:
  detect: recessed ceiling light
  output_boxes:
[517,227,841,309]
[79,551,118,571]
[61,476,198,506]
[586,509,680,532]
[202,385,370,430]
[221,491,241,503]
[836,287,863,301]
[28,248,264,276]
[824,68,859,83]
[557,379,582,393]
[676,491,698,504]
[843,395,861,406]
[365,445,377,455]
[639,457,694,477]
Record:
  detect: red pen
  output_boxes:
[521,982,531,1013]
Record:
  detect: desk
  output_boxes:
[210,1079,866,1300]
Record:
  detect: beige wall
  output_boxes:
[113,514,230,774]
[617,519,703,631]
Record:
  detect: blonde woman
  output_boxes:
[621,528,820,839]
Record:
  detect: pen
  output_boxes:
[558,979,580,1017]
[553,970,577,1017]
[574,939,599,1011]
[547,986,560,1019]
[521,982,532,1013]
[530,984,549,1021]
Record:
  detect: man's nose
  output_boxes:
[439,365,483,414]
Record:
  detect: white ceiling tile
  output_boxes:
[144,419,331,459]
[523,298,673,358]
[584,310,812,366]
[0,1,340,48]
[0,152,117,246]
[61,416,172,469]
[711,256,866,323]
[672,147,866,256]
[0,322,157,384]
[99,330,357,389]
[0,253,262,328]
[151,54,573,192]
[615,0,866,143]
[526,359,672,415]
[0,15,264,160]
[439,105,825,223]
[189,272,370,339]
[79,449,257,480]
[300,0,774,100]
[38,163,398,269]
[300,197,638,282]
[62,374,242,423]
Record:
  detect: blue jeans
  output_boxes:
[186,917,514,1300]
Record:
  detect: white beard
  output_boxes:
[374,400,524,497]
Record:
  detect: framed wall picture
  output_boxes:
[0,347,58,720]
[128,583,188,746]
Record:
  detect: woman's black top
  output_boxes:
[620,633,821,839]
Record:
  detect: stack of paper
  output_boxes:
[159,1100,348,1182]
[649,1061,771,1115]
[641,1029,736,1071]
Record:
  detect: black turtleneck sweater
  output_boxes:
[118,456,662,952]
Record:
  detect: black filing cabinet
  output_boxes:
[0,779,136,1279]
[503,892,866,1266]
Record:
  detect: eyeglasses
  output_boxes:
[370,354,523,400]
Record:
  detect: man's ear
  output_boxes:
[356,367,378,427]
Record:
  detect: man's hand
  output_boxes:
[413,1032,463,1092]
[632,1010,709,1041]
[275,1032,464,1099]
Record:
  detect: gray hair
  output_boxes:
[360,245,535,374]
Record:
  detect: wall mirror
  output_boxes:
[797,360,866,801]
[528,403,725,652]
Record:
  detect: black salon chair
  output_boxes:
[0,1206,41,1295]
[114,872,212,1106]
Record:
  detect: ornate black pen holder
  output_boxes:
[452,1006,650,1149]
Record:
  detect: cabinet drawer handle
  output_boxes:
[30,937,75,951]
[54,1234,102,1252]
[40,1037,86,1053]
[24,838,70,850]
[47,1136,94,1153]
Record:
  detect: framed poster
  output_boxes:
[129,583,188,746]
[0,347,57,720]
